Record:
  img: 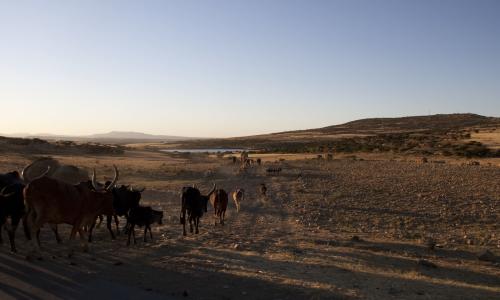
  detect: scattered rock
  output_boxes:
[351,236,362,242]
[478,250,497,262]
[417,259,437,268]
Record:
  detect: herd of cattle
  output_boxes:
[0,157,248,256]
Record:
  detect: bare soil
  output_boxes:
[1,150,499,300]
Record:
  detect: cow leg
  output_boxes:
[68,226,78,257]
[0,223,3,244]
[195,217,199,234]
[96,215,103,228]
[6,217,20,253]
[149,226,153,240]
[126,224,132,246]
[132,225,137,245]
[106,215,116,240]
[51,224,62,244]
[77,227,89,253]
[181,210,187,236]
[113,215,120,236]
[189,217,194,233]
[28,210,43,256]
[88,220,96,243]
[127,224,136,246]
[143,226,148,242]
[221,210,225,226]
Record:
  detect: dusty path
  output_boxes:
[1,153,500,299]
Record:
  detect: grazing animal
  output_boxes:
[126,206,163,245]
[266,167,282,175]
[259,183,267,197]
[24,166,118,255]
[210,187,228,225]
[232,188,244,213]
[232,157,237,164]
[240,151,249,164]
[256,158,262,165]
[180,184,215,236]
[0,183,25,252]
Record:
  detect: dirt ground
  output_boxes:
[1,151,499,300]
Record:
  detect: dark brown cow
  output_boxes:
[209,187,228,226]
[24,166,118,255]
[180,184,215,236]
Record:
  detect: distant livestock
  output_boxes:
[266,167,282,175]
[232,188,245,213]
[210,187,228,225]
[180,184,215,236]
[259,183,267,197]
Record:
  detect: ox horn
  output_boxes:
[91,168,100,191]
[208,183,216,195]
[21,161,35,183]
[106,165,119,191]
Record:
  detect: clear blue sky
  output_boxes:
[1,0,499,137]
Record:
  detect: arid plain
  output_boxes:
[1,115,500,300]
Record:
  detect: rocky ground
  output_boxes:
[0,151,499,299]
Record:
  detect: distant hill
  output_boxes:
[174,113,500,157]
[314,113,500,134]
[86,131,194,141]
[2,131,198,144]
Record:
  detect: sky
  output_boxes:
[0,0,499,138]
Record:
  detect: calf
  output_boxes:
[126,206,163,245]
[232,188,244,213]
[0,183,25,252]
[180,184,215,236]
[210,188,228,225]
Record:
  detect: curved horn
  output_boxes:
[91,168,100,191]
[208,183,216,196]
[21,161,35,182]
[106,165,119,191]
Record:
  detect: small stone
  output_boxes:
[478,250,497,262]
[417,259,437,268]
[351,236,361,242]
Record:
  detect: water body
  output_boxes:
[161,148,246,153]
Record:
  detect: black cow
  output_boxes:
[180,184,215,236]
[126,206,163,245]
[0,183,25,252]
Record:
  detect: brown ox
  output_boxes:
[24,166,118,255]
[232,188,244,213]
[210,187,228,225]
